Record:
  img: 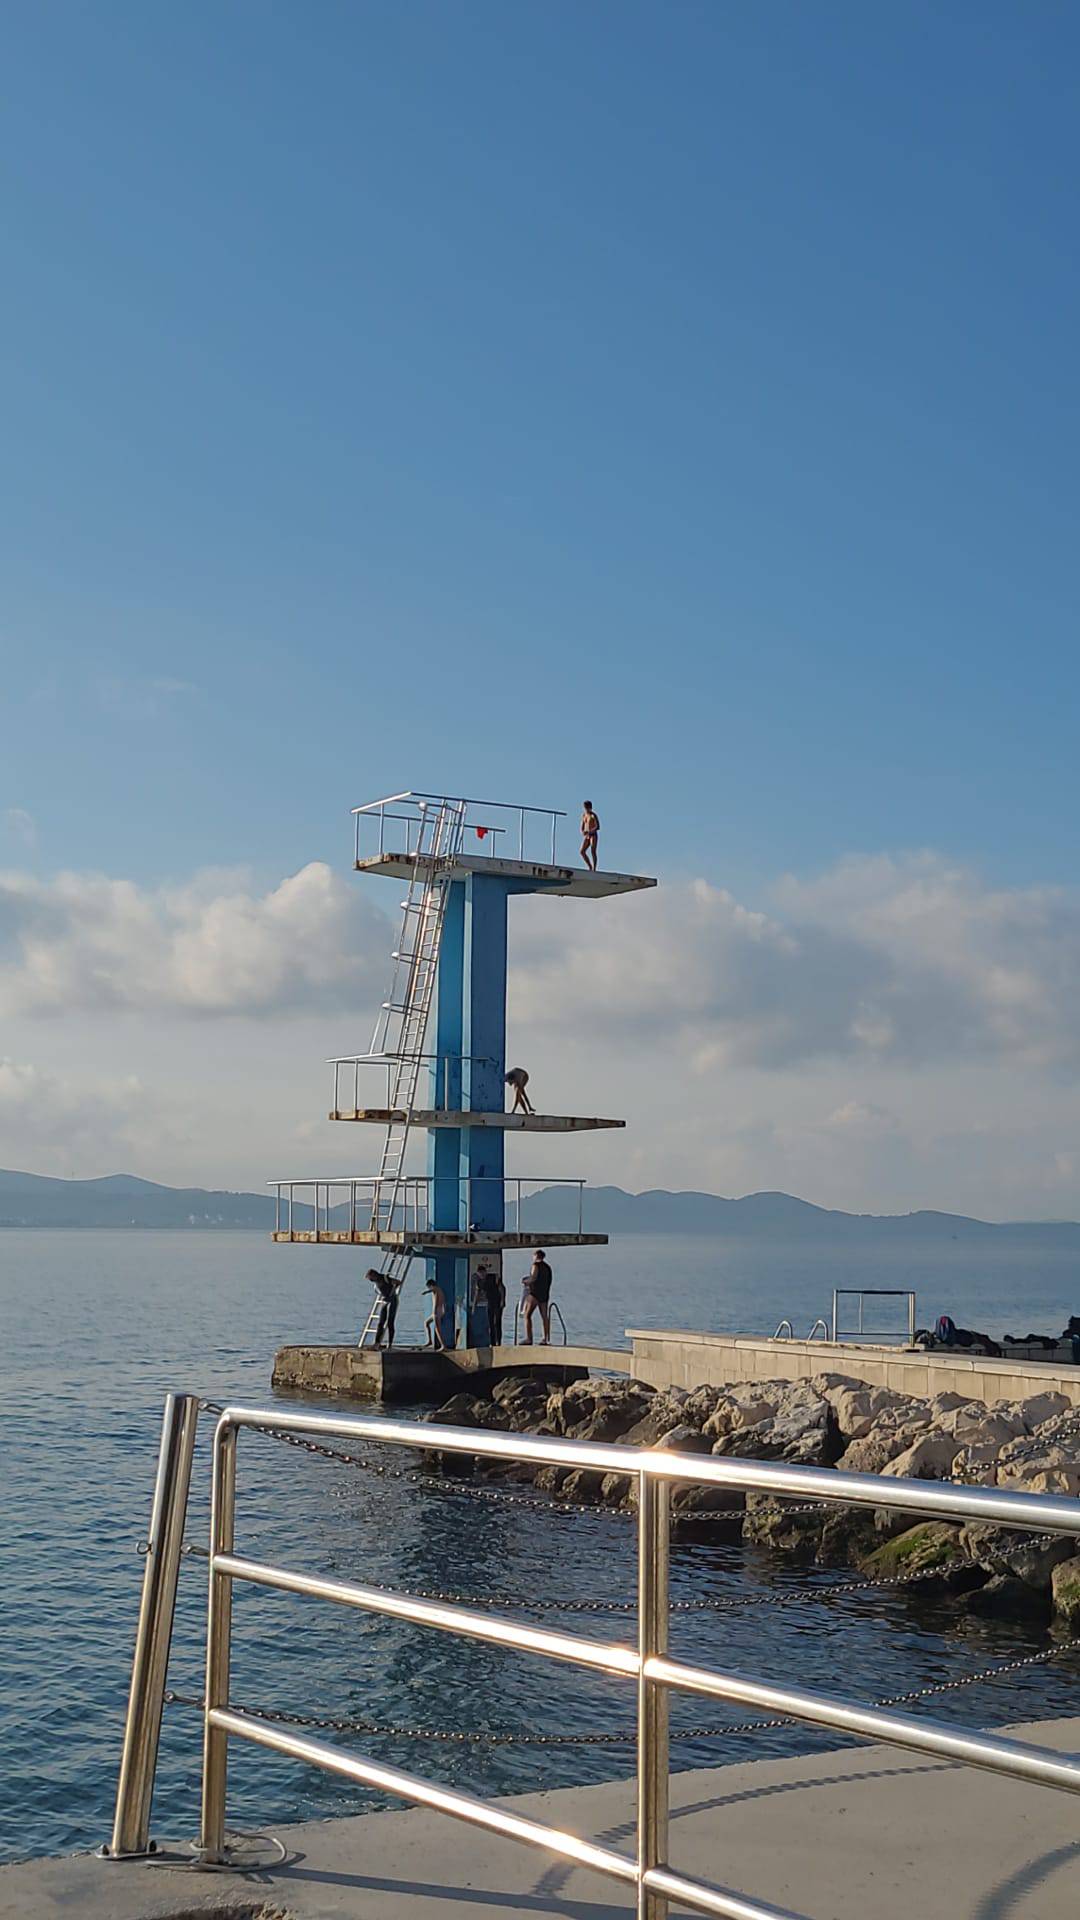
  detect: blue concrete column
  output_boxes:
[427,881,464,1345]
[461,874,509,1241]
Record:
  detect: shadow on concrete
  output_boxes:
[972,1841,1080,1920]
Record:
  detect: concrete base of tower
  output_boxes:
[271,1341,631,1403]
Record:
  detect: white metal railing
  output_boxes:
[353,791,567,868]
[190,1407,1080,1917]
[328,1051,496,1116]
[270,1174,588,1239]
[831,1288,917,1346]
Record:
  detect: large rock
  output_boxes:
[995,1413,1080,1495]
[823,1382,926,1442]
[863,1521,965,1577]
[679,1383,728,1427]
[703,1383,785,1438]
[1018,1390,1072,1430]
[836,1418,929,1476]
[711,1382,835,1468]
[959,1522,1075,1590]
[741,1493,824,1557]
[941,1402,1024,1445]
[623,1392,700,1447]
[652,1424,715,1456]
[548,1377,654,1442]
[1051,1555,1080,1625]
[880,1430,962,1480]
[965,1573,1050,1620]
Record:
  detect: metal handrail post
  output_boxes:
[108,1391,200,1857]
[830,1288,838,1342]
[200,1418,238,1863]
[637,1473,669,1920]
[909,1291,916,1345]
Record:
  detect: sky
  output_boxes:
[2,1,1080,1218]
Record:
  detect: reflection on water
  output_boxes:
[1,1229,1078,1863]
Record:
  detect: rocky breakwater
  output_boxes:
[422,1372,1080,1628]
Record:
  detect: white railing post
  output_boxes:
[637,1472,669,1920]
[200,1418,237,1864]
[107,1391,200,1857]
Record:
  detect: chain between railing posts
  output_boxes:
[637,1473,669,1920]
[108,1391,200,1857]
[200,1417,237,1863]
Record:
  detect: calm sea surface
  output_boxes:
[2,1228,1079,1864]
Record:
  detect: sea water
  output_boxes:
[1,1228,1078,1863]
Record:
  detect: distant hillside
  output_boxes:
[2,1167,1080,1243]
[0,1169,278,1229]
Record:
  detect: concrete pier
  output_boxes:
[273,1326,1080,1407]
[5,1718,1078,1919]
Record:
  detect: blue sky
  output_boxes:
[3,3,1080,1212]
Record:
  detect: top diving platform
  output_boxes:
[355,848,655,898]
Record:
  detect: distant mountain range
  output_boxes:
[2,1167,1080,1243]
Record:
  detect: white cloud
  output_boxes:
[0,861,390,1017]
[510,854,1080,1075]
[0,1056,150,1168]
[3,808,36,847]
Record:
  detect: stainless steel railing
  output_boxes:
[187,1403,1080,1919]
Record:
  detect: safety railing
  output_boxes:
[192,1408,1080,1918]
[270,1174,588,1239]
[354,791,567,868]
[328,1050,497,1117]
[512,1296,569,1345]
[773,1318,830,1341]
[108,1395,1080,1916]
[831,1288,917,1346]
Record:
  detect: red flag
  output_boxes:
[475,826,488,839]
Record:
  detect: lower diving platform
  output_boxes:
[328,1108,624,1130]
[272,1228,607,1248]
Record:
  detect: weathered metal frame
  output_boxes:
[197,1404,1080,1920]
[831,1288,918,1346]
[271,1172,588,1239]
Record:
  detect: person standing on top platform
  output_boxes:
[505,1066,534,1114]
[580,801,600,872]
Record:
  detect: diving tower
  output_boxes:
[272,791,655,1349]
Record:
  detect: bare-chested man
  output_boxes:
[580,801,600,872]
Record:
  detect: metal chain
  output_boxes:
[162,1637,1080,1746]
[193,1399,1064,1612]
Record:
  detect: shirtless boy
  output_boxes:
[580,801,600,872]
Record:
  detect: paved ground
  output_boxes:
[3,1718,1079,1920]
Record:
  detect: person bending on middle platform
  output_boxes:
[505,1066,534,1114]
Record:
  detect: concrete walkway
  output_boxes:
[4,1718,1079,1920]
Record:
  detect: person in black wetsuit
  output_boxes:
[367,1268,397,1348]
[523,1249,553,1345]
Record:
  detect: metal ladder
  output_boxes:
[359,797,466,1344]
